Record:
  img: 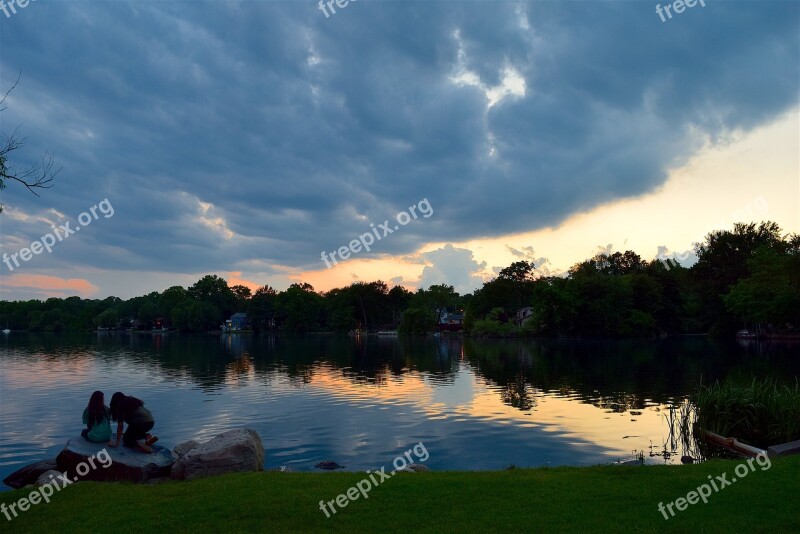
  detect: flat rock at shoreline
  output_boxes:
[3,459,58,489]
[57,437,177,483]
[7,429,265,488]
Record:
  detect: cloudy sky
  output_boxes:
[0,0,797,300]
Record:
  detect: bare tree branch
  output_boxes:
[0,72,60,202]
[0,71,21,112]
[0,130,59,195]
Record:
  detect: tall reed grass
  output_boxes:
[693,377,800,448]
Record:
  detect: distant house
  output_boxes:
[440,312,464,325]
[437,311,464,333]
[515,307,534,326]
[153,317,170,331]
[225,313,249,331]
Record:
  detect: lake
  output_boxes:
[1,333,798,489]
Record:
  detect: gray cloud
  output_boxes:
[0,1,796,294]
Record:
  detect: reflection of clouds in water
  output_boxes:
[224,354,256,387]
[1,354,95,387]
[428,363,476,408]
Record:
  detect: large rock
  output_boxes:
[171,429,264,480]
[3,459,58,489]
[56,438,177,483]
[173,440,200,459]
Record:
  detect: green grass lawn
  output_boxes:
[2,456,798,533]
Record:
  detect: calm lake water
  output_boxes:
[1,333,798,489]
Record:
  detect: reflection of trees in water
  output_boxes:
[594,393,647,413]
[461,337,800,414]
[225,352,253,381]
[462,337,783,407]
[8,334,800,409]
[465,341,552,412]
[286,365,315,385]
[499,372,537,411]
[461,342,539,411]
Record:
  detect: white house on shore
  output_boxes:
[515,307,534,326]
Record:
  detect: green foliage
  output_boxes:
[569,250,646,277]
[467,276,534,325]
[498,260,536,282]
[694,377,800,448]
[328,304,356,333]
[470,308,536,337]
[471,318,518,337]
[522,268,663,337]
[278,283,323,333]
[528,277,578,336]
[0,278,413,335]
[723,247,800,327]
[189,275,237,318]
[94,308,119,328]
[500,224,798,337]
[412,284,458,323]
[322,281,397,332]
[248,285,278,331]
[692,222,788,333]
[398,307,437,334]
[1,222,795,338]
[171,301,219,332]
[325,287,357,333]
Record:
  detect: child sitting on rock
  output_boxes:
[82,390,112,444]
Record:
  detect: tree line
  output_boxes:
[0,222,797,337]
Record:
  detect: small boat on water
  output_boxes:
[736,329,758,339]
[2,329,10,334]
[376,330,398,336]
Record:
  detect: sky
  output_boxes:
[0,0,797,300]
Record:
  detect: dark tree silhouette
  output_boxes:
[0,74,59,212]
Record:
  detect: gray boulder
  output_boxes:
[56,438,177,483]
[171,429,264,480]
[173,440,200,459]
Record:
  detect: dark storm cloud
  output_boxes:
[0,0,796,276]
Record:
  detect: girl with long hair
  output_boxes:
[109,392,158,453]
[82,390,112,443]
